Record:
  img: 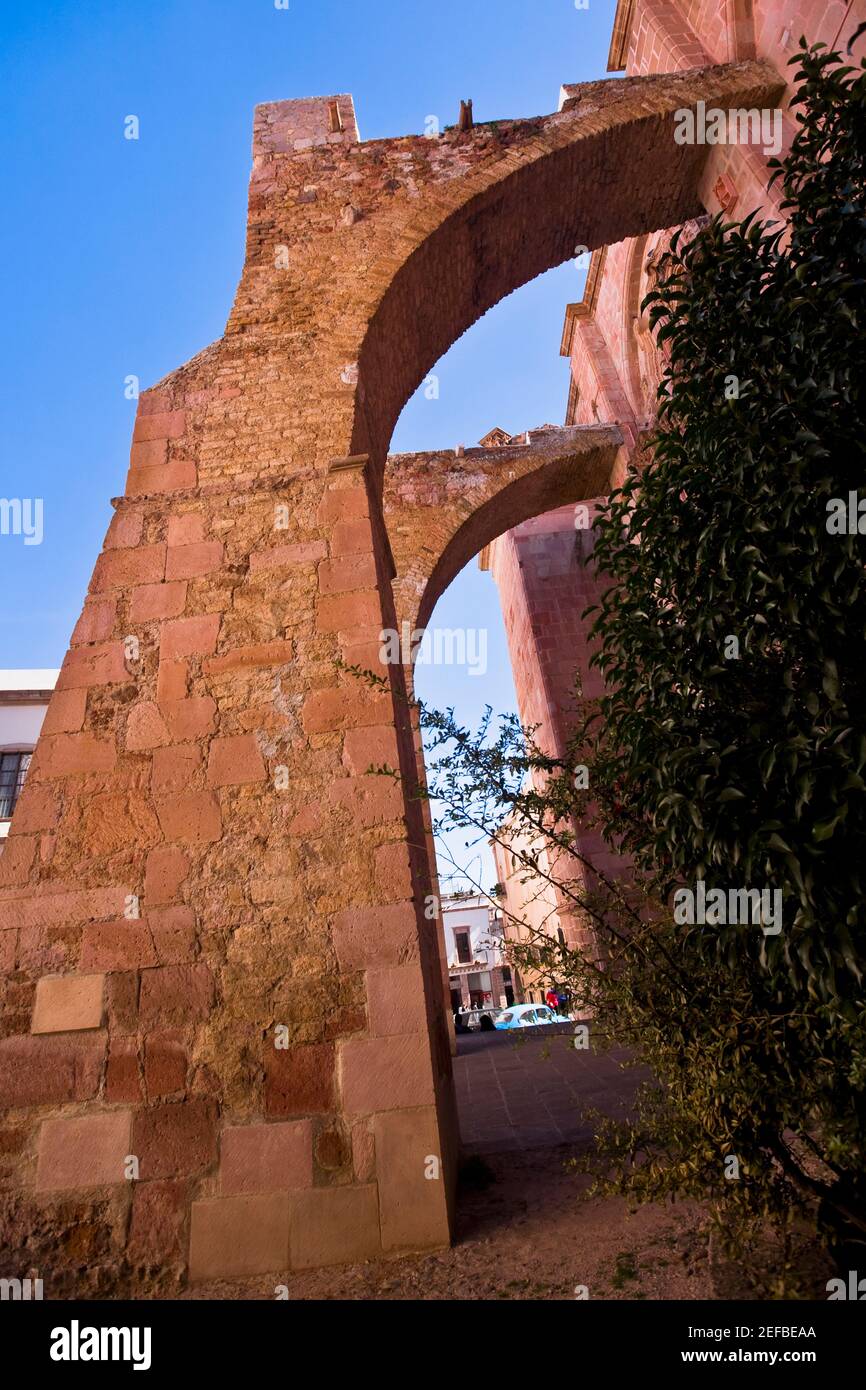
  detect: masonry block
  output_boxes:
[40,688,88,737]
[374,1106,450,1252]
[132,1098,218,1179]
[0,1033,105,1107]
[249,541,326,571]
[31,974,105,1033]
[161,697,217,741]
[0,835,37,887]
[145,846,190,904]
[331,902,419,971]
[206,734,267,787]
[366,964,429,1036]
[35,1111,131,1191]
[126,702,171,751]
[341,724,400,775]
[189,1193,290,1280]
[129,1179,188,1265]
[165,541,224,581]
[340,1035,435,1116]
[289,1184,380,1269]
[140,964,215,1025]
[156,659,188,704]
[264,1043,335,1117]
[152,744,203,794]
[220,1120,313,1194]
[144,1032,189,1099]
[129,581,188,622]
[155,792,222,843]
[105,510,143,549]
[57,642,130,691]
[106,1039,143,1103]
[80,921,157,972]
[160,614,221,660]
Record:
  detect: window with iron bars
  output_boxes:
[0,751,33,820]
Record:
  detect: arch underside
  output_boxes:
[354,60,783,472]
[383,425,623,634]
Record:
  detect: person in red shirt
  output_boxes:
[545,987,559,1012]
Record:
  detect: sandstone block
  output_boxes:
[160,614,221,660]
[155,792,222,843]
[289,1184,380,1268]
[331,902,418,971]
[220,1120,313,1194]
[31,973,105,1033]
[374,1106,450,1251]
[366,964,428,1036]
[132,1098,217,1179]
[340,1034,435,1116]
[140,964,215,1024]
[264,1043,335,1117]
[145,846,190,904]
[129,1179,188,1264]
[129,581,188,622]
[189,1193,290,1280]
[0,1033,104,1106]
[35,1111,131,1191]
[166,542,224,581]
[206,734,266,787]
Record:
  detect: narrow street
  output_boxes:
[454,1024,645,1153]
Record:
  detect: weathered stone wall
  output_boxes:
[0,59,783,1291]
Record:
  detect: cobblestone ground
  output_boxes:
[453,1024,648,1152]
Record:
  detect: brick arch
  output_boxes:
[383,426,622,635]
[352,60,782,474]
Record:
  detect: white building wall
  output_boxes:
[0,671,58,839]
[0,703,49,749]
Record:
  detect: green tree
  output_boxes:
[586,30,866,1255]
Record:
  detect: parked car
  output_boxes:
[454,1007,499,1033]
[494,1003,570,1029]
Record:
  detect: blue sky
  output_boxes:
[0,0,616,884]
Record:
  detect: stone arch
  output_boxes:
[382,426,625,1041]
[351,60,782,475]
[383,425,622,635]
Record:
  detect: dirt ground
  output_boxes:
[183,1027,833,1301]
[185,1145,718,1301]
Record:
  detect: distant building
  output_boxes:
[0,671,58,845]
[490,817,572,1007]
[440,891,516,1012]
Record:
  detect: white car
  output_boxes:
[494,1002,570,1030]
